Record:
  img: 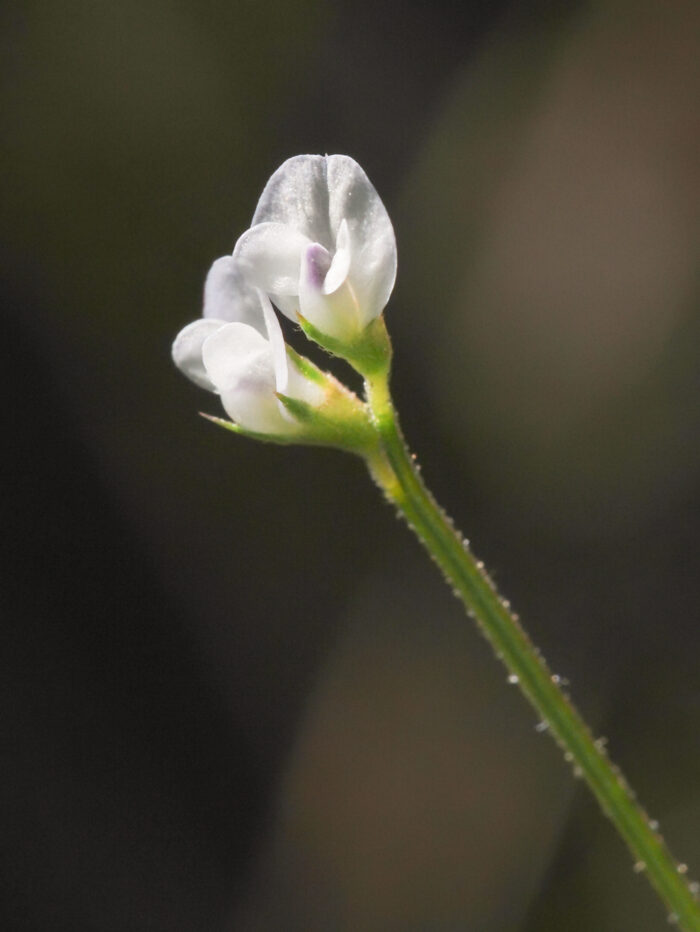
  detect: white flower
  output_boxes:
[172,256,323,434]
[233,154,397,341]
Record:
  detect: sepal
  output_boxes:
[297,314,393,379]
[201,357,377,455]
[199,412,301,446]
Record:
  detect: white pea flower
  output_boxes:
[172,256,323,435]
[233,154,397,341]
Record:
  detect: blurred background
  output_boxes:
[2,0,700,929]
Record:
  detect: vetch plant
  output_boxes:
[173,154,700,930]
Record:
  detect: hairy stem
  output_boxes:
[364,371,700,931]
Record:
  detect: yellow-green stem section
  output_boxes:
[365,372,700,932]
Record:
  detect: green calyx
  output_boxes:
[203,349,378,456]
[297,314,393,379]
[202,316,394,456]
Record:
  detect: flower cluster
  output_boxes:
[172,155,396,442]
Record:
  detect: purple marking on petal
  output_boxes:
[304,243,332,289]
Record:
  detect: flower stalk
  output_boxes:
[363,366,700,932]
[173,152,699,929]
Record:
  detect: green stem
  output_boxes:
[364,371,700,931]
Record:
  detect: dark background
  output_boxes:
[2,1,700,929]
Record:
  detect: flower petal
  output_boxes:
[251,155,397,325]
[171,318,227,390]
[203,256,265,331]
[325,155,397,325]
[252,155,334,248]
[201,323,293,434]
[323,218,351,295]
[201,322,270,391]
[258,289,288,393]
[299,242,360,340]
[233,222,311,316]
